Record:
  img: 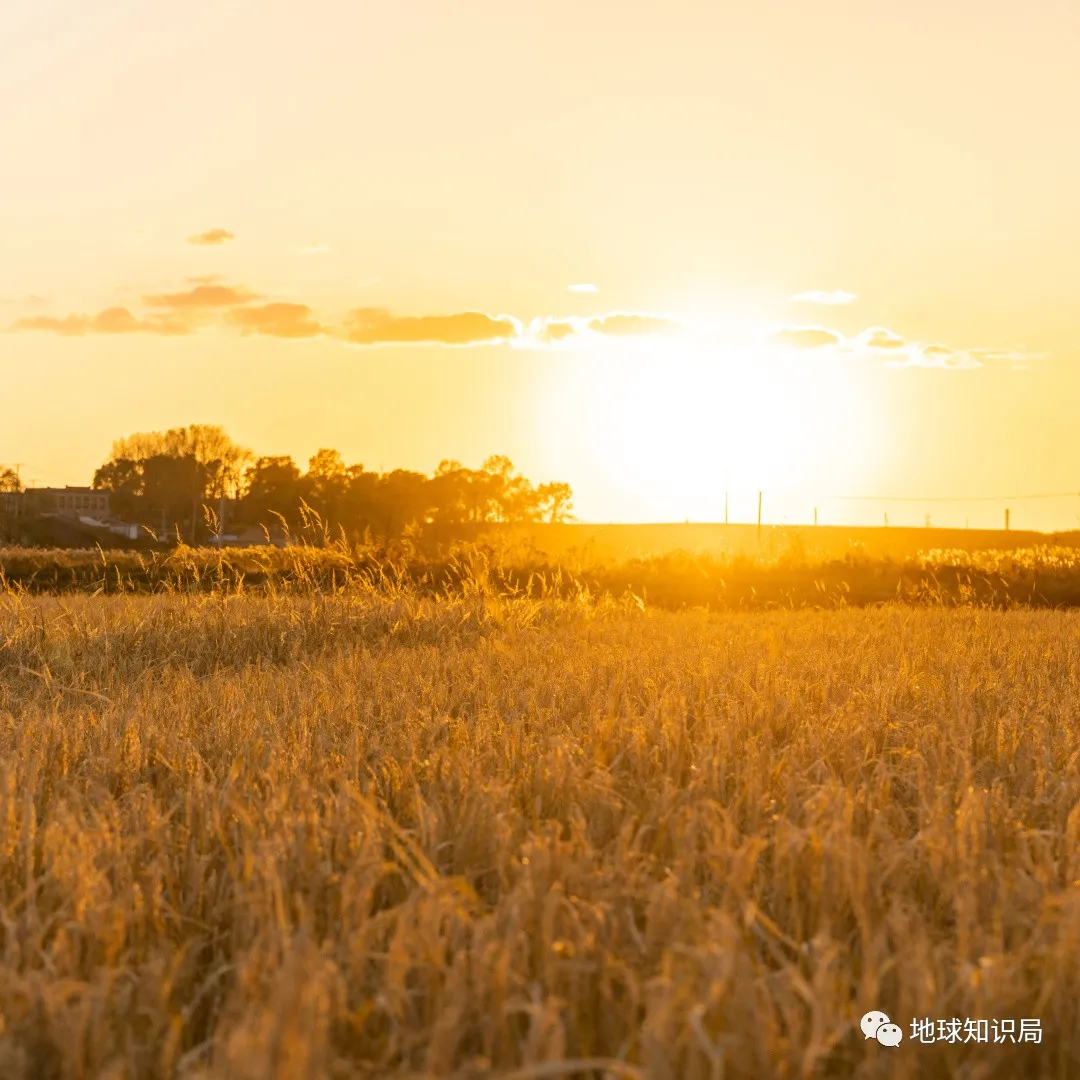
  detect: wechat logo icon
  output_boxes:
[862,1010,903,1047]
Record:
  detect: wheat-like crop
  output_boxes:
[1,575,1078,1078]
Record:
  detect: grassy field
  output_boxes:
[6,541,1080,611]
[500,522,1076,564]
[2,560,1079,1079]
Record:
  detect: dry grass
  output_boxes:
[6,542,1080,611]
[1,573,1079,1078]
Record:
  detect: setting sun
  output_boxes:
[3,1,1078,530]
[4,3,1080,1075]
[546,333,882,522]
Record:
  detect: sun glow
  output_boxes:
[551,336,880,522]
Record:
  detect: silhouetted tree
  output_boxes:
[428,460,473,526]
[94,424,252,540]
[240,456,303,526]
[376,469,431,535]
[534,481,574,523]
[339,465,380,535]
[92,458,141,519]
[303,449,350,523]
[90,425,573,545]
[141,453,207,540]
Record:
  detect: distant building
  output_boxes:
[24,486,111,518]
[107,521,141,540]
[0,490,21,517]
[213,525,289,548]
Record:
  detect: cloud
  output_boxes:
[518,312,685,350]
[887,345,980,370]
[537,319,579,343]
[187,228,235,246]
[922,344,953,358]
[522,317,585,349]
[11,314,93,336]
[848,327,980,368]
[298,242,333,256]
[767,323,997,369]
[341,308,521,346]
[921,351,980,370]
[11,306,190,336]
[790,289,857,305]
[587,313,684,337]
[970,347,1043,364]
[857,326,907,351]
[568,283,598,293]
[227,303,323,339]
[768,326,844,351]
[144,284,258,309]
[892,344,1041,371]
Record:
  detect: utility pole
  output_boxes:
[1005,508,1010,531]
[884,512,888,527]
[814,506,818,527]
[1,464,23,518]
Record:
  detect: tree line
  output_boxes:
[86,425,573,542]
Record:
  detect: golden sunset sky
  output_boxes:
[2,1,1079,528]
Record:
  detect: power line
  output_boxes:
[827,491,1080,503]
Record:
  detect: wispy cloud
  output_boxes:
[894,345,981,370]
[228,303,324,339]
[519,312,686,349]
[857,326,907,351]
[771,324,983,368]
[568,283,598,293]
[587,313,684,337]
[894,344,1040,371]
[778,325,1039,370]
[532,318,581,346]
[144,284,258,309]
[970,347,1044,364]
[768,326,844,351]
[11,307,190,336]
[187,228,235,246]
[341,308,521,347]
[7,269,1034,376]
[790,289,857,306]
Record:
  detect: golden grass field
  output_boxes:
[2,550,1079,1078]
[5,539,1080,610]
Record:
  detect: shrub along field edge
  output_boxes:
[2,542,1080,610]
